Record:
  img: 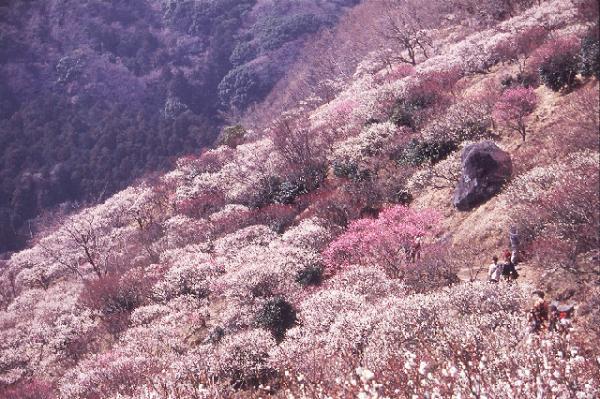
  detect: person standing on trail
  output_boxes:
[502,248,519,281]
[488,256,503,282]
[503,249,511,264]
[409,236,422,263]
[509,226,520,264]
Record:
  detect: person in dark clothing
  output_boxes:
[501,250,519,281]
[548,303,559,332]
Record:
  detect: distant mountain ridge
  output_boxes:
[0,0,359,252]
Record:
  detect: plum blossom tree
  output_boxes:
[0,1,597,397]
[323,205,440,279]
[492,86,538,141]
[504,151,599,275]
[559,84,600,152]
[331,122,408,181]
[492,26,548,73]
[214,329,276,388]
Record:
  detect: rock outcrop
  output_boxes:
[453,141,512,211]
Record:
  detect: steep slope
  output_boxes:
[0,0,598,398]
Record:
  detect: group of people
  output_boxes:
[488,227,520,283]
[484,228,575,334]
[488,249,519,282]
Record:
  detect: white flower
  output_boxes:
[356,367,375,382]
[449,366,458,377]
[419,361,428,375]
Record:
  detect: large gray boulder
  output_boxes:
[453,141,512,211]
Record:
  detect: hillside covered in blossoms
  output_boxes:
[0,0,599,398]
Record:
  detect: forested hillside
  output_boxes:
[0,0,599,398]
[0,0,358,253]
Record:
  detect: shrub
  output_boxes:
[492,86,538,141]
[390,92,436,129]
[391,187,413,205]
[271,180,307,205]
[295,264,324,287]
[217,124,247,148]
[256,297,297,342]
[395,138,457,166]
[532,37,580,91]
[332,160,371,181]
[579,34,599,79]
[500,72,538,89]
[259,172,325,206]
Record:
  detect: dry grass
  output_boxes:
[411,71,599,287]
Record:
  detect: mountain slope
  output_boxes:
[0,0,598,397]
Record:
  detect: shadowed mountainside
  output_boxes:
[0,0,359,253]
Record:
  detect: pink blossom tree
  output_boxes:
[492,86,538,141]
[322,205,440,279]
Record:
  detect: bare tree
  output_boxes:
[39,214,125,280]
[379,0,437,65]
[270,112,327,178]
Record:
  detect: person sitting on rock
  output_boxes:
[488,256,503,283]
